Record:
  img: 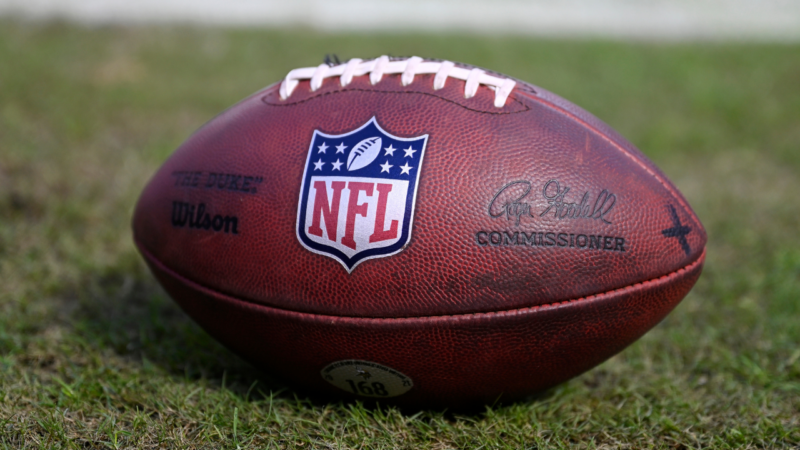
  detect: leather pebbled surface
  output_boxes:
[133,70,706,318]
[132,64,707,405]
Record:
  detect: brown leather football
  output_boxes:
[132,56,706,408]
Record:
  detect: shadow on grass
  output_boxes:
[68,259,296,399]
[66,257,559,416]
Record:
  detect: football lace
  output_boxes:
[279,56,517,108]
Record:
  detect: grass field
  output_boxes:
[1,21,799,449]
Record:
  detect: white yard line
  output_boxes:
[2,0,799,41]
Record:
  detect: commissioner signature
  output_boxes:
[488,179,617,225]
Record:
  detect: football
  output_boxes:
[132,56,706,407]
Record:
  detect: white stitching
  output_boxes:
[370,55,389,85]
[401,56,423,86]
[495,78,516,107]
[280,56,517,108]
[340,58,362,87]
[309,63,329,92]
[464,68,484,99]
[433,60,454,90]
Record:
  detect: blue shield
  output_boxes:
[296,117,428,272]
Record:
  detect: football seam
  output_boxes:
[261,86,531,115]
[136,239,705,323]
[517,90,703,231]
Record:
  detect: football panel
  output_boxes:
[516,85,705,240]
[140,242,704,408]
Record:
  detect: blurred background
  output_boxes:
[2,0,800,40]
[1,1,798,448]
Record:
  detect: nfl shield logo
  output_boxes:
[296,117,429,272]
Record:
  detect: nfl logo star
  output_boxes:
[296,117,428,272]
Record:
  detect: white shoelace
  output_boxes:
[279,56,517,108]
